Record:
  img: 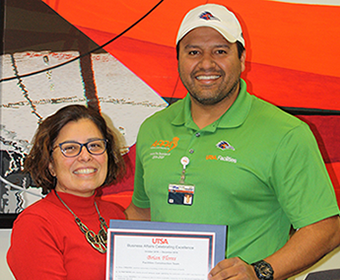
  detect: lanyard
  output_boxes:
[179,156,190,184]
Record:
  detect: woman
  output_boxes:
[7,105,126,279]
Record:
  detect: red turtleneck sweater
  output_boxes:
[7,190,125,279]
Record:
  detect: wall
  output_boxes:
[0,229,14,280]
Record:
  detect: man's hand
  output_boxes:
[208,216,340,280]
[208,257,258,280]
[124,202,151,221]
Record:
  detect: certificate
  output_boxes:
[106,220,226,280]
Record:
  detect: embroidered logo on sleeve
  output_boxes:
[151,137,179,152]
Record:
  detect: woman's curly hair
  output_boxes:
[24,105,125,192]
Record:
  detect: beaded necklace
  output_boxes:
[55,191,108,253]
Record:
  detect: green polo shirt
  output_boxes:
[132,79,339,263]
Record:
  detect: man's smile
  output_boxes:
[196,75,221,81]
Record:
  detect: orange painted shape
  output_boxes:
[42,0,340,78]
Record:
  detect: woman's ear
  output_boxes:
[48,162,56,177]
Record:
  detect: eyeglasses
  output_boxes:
[52,139,108,158]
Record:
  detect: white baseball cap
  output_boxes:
[176,4,245,46]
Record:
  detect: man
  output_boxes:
[125,4,340,280]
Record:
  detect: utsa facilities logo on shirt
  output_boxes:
[199,11,220,21]
[206,140,237,163]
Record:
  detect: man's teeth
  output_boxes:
[196,75,220,80]
[74,168,95,174]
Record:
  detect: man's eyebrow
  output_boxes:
[214,44,231,49]
[184,44,200,49]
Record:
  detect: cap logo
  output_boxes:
[199,11,220,21]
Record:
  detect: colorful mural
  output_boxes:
[1,0,339,223]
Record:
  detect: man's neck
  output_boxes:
[190,92,239,130]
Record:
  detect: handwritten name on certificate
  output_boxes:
[106,221,226,280]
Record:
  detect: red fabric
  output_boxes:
[7,190,125,280]
[100,144,136,196]
[98,145,135,209]
[99,191,133,210]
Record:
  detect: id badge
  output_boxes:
[168,184,195,206]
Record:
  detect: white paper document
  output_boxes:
[106,221,227,280]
